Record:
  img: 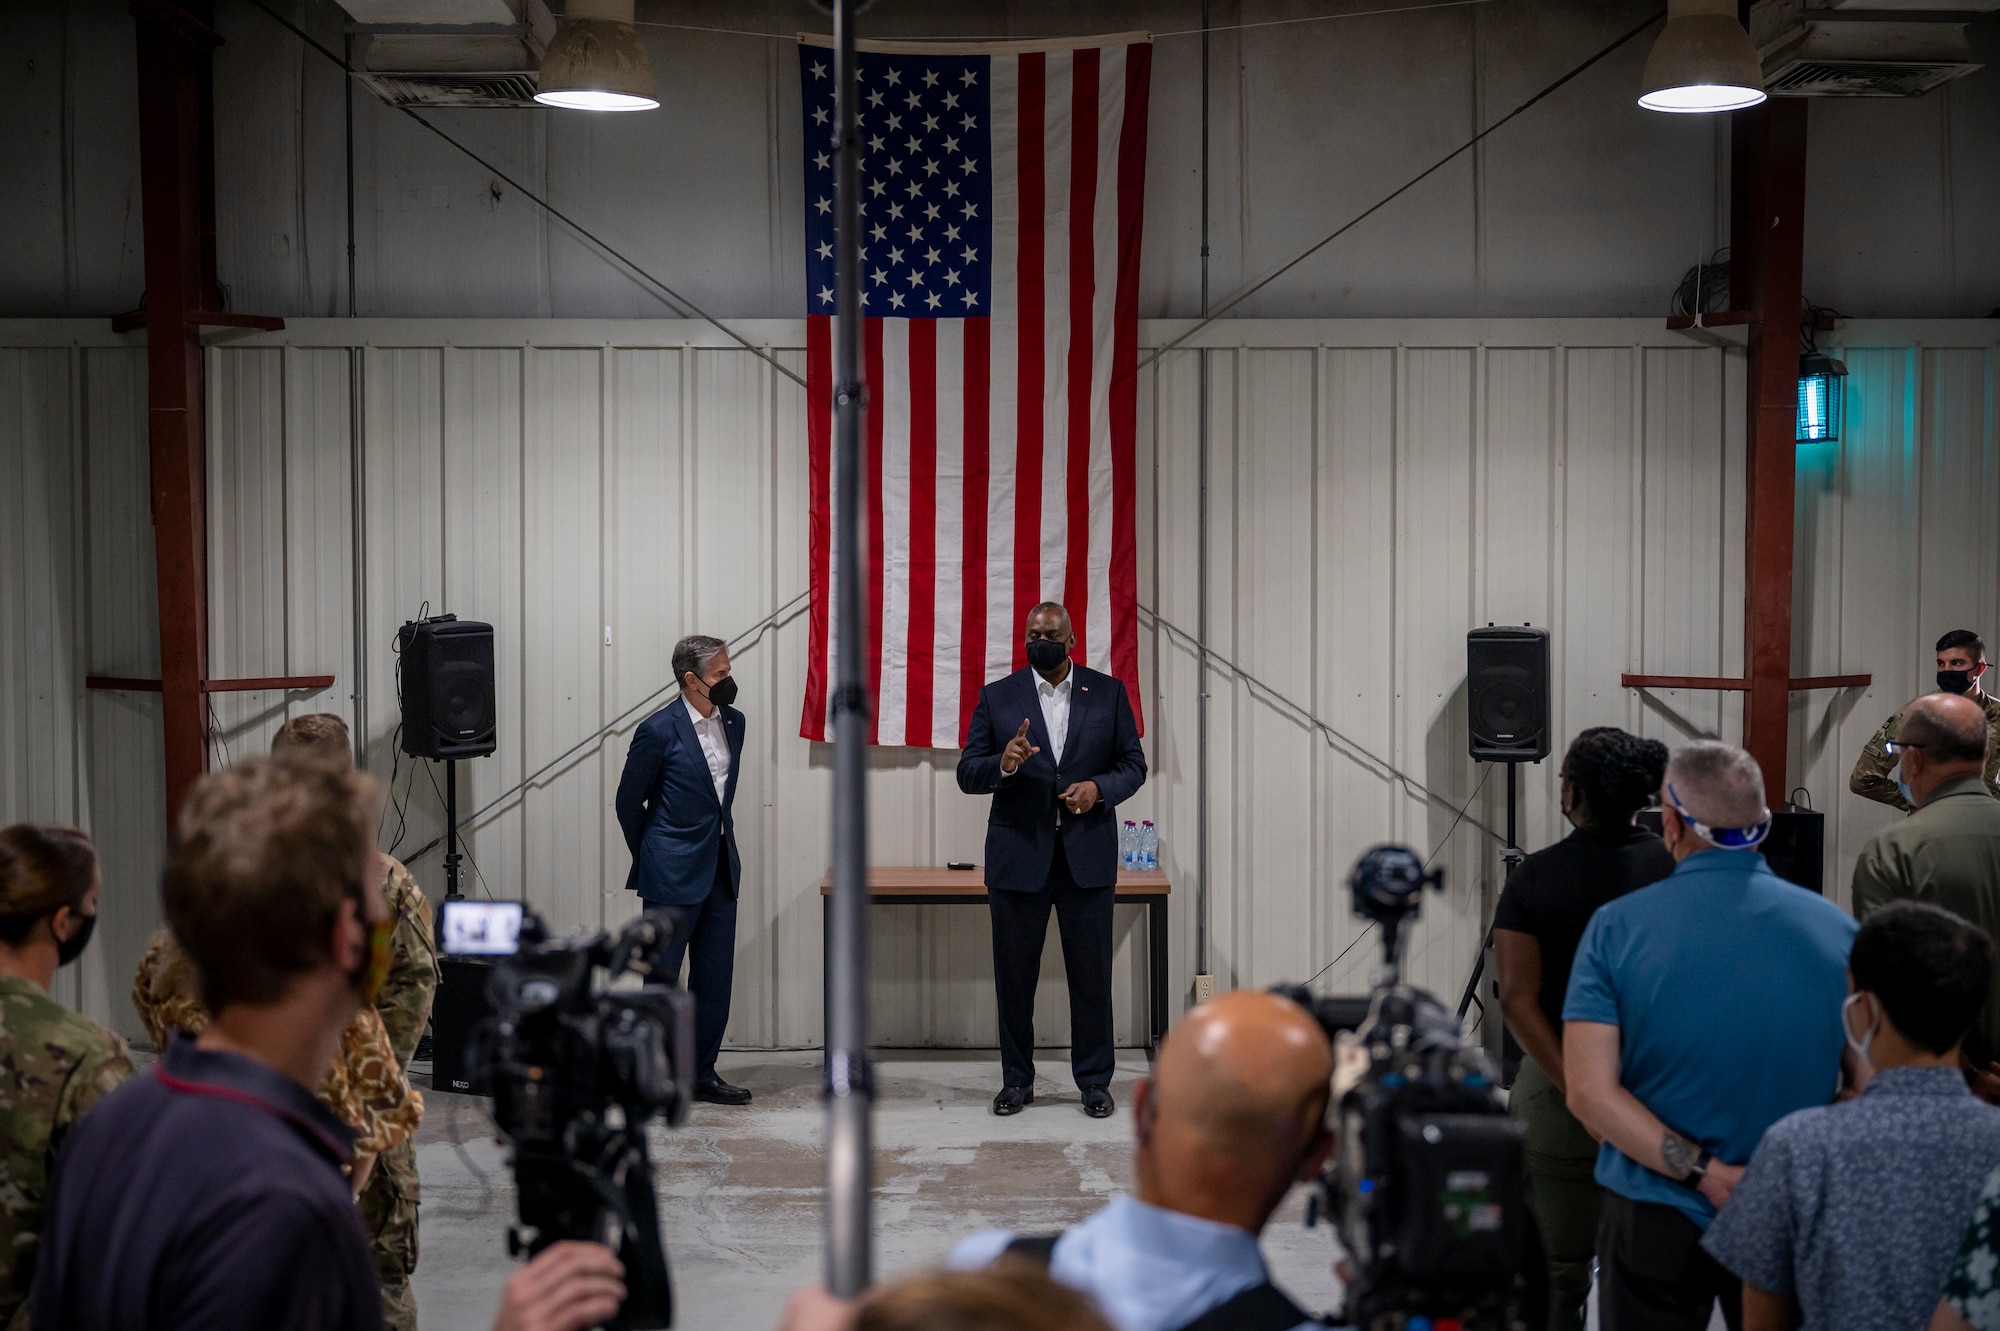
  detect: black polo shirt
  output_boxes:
[32,1033,382,1331]
[1490,822,1677,1031]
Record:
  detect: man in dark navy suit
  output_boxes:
[957,602,1148,1118]
[615,633,751,1106]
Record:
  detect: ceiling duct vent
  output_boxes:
[336,0,556,107]
[1766,58,1976,94]
[356,70,542,108]
[1749,0,1991,95]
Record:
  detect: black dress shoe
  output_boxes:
[694,1079,752,1106]
[992,1086,1034,1115]
[1081,1087,1115,1118]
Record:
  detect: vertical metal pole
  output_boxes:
[345,33,367,765]
[1505,760,1517,856]
[444,758,463,901]
[133,0,220,825]
[825,0,874,1298]
[1194,0,1212,980]
[1731,101,1809,809]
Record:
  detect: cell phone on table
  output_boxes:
[437,899,526,956]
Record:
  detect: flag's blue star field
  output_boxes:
[802,48,993,318]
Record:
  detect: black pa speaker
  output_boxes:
[432,955,495,1096]
[397,615,496,759]
[1468,626,1551,762]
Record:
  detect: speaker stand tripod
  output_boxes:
[443,757,464,902]
[1456,759,1524,1022]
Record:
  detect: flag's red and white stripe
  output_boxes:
[800,36,1152,746]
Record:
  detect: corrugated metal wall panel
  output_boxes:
[1790,342,2000,910]
[12,319,1995,1052]
[77,347,162,1035]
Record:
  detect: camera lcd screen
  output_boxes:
[440,900,525,956]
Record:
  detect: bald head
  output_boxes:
[1896,692,1990,808]
[1134,991,1334,1233]
[1901,693,1989,765]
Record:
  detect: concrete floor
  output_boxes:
[410,1050,1343,1331]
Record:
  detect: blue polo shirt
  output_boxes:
[1563,847,1856,1228]
[32,1033,382,1331]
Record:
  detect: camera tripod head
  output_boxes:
[1348,844,1444,980]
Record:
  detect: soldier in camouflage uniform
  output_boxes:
[0,824,134,1331]
[265,713,440,1329]
[1851,630,2000,812]
[132,926,422,1181]
[359,852,438,1331]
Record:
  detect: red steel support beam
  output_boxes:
[132,0,222,826]
[1731,99,1810,808]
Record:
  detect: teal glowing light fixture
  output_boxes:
[1796,353,1846,444]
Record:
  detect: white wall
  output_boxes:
[2,1,1997,322]
[5,317,1995,1048]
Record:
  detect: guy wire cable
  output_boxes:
[400,589,811,866]
[1131,5,1667,374]
[243,0,805,389]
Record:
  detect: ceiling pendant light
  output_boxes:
[1638,0,1769,114]
[535,0,659,112]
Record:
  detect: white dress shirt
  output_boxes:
[1036,669,1073,766]
[690,704,731,806]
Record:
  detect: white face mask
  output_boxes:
[1842,992,1880,1061]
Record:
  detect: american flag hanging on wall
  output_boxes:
[797,33,1152,747]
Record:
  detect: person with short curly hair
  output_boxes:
[1491,726,1674,1330]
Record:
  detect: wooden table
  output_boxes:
[818,866,1172,1055]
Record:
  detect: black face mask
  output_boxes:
[57,910,96,968]
[1026,639,1069,674]
[1938,669,1976,696]
[702,675,740,709]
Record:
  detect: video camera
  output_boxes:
[439,900,696,1330]
[1276,846,1542,1331]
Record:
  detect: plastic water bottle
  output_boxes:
[1140,820,1158,871]
[1120,820,1138,870]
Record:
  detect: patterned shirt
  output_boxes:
[131,931,422,1159]
[1947,1164,2000,1328]
[1703,1065,2000,1331]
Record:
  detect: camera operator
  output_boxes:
[1563,740,1857,1331]
[948,990,1334,1331]
[1491,726,1673,1331]
[31,756,623,1331]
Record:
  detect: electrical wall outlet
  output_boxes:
[1193,973,1216,1004]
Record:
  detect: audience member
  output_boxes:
[950,990,1334,1331]
[1492,726,1673,1330]
[0,824,133,1329]
[1935,1164,2000,1330]
[1851,630,2000,810]
[32,757,621,1331]
[1702,902,2000,1331]
[1564,740,1857,1331]
[1851,691,2000,1100]
[274,712,440,1330]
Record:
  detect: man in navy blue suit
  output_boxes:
[615,633,751,1105]
[957,602,1148,1118]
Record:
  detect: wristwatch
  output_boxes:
[1684,1147,1714,1184]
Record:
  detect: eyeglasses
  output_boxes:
[1883,740,1927,756]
